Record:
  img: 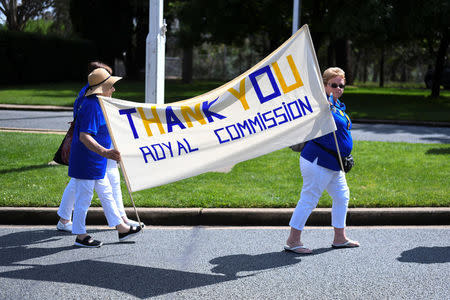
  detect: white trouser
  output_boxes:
[57,161,126,221]
[289,157,350,231]
[106,159,126,218]
[72,177,123,234]
[57,177,76,221]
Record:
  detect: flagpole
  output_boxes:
[324,90,345,172]
[119,162,144,228]
[98,97,144,228]
[332,132,345,172]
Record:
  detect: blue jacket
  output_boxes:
[301,95,352,171]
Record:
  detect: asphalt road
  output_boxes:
[0,225,449,299]
[1,109,449,144]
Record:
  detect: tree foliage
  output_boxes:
[0,0,53,31]
[69,0,133,67]
[167,0,292,83]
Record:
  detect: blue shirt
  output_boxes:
[73,83,89,118]
[68,95,111,179]
[301,96,353,171]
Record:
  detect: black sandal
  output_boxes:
[74,235,103,248]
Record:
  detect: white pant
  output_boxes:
[289,157,350,231]
[106,160,126,217]
[57,161,126,221]
[71,177,123,234]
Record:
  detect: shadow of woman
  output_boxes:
[397,246,450,264]
[0,229,104,266]
[209,247,334,278]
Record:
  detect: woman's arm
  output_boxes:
[80,132,121,161]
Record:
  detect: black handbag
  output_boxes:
[313,141,354,173]
[53,121,75,165]
[289,142,306,152]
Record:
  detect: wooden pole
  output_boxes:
[332,131,345,172]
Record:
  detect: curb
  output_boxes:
[0,207,449,226]
[0,127,66,134]
[0,104,72,111]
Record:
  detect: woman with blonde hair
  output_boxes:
[284,67,359,254]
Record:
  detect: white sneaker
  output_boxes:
[57,220,72,232]
[126,219,144,228]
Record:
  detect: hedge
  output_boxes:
[0,31,98,84]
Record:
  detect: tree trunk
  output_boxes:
[431,30,450,98]
[334,38,345,68]
[327,40,334,67]
[6,0,19,31]
[353,48,361,83]
[345,40,353,85]
[334,39,353,85]
[362,49,368,83]
[400,64,407,82]
[379,46,385,87]
[182,45,193,84]
[389,59,398,81]
[372,62,378,83]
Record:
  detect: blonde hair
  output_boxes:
[323,67,345,85]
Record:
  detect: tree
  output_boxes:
[49,0,72,37]
[392,0,450,97]
[167,0,207,83]
[0,0,53,31]
[167,0,292,83]
[69,0,133,68]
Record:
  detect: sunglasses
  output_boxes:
[329,83,345,89]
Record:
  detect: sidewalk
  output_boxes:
[1,207,449,226]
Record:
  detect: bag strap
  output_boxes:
[313,140,339,161]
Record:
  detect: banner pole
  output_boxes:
[121,166,143,228]
[98,97,144,228]
[332,131,345,172]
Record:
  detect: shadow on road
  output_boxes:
[397,246,450,264]
[210,247,334,278]
[0,229,338,298]
[0,259,234,298]
[0,229,103,265]
[0,229,229,298]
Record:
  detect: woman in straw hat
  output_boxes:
[68,68,141,247]
[56,62,143,233]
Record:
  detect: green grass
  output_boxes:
[1,80,449,122]
[0,131,448,208]
[0,80,224,106]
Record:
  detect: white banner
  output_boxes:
[100,25,336,192]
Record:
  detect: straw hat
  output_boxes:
[85,68,122,96]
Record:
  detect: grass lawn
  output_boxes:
[0,80,224,106]
[0,80,449,122]
[0,131,448,208]
[343,87,450,122]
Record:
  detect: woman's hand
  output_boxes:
[105,149,121,162]
[80,132,121,161]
